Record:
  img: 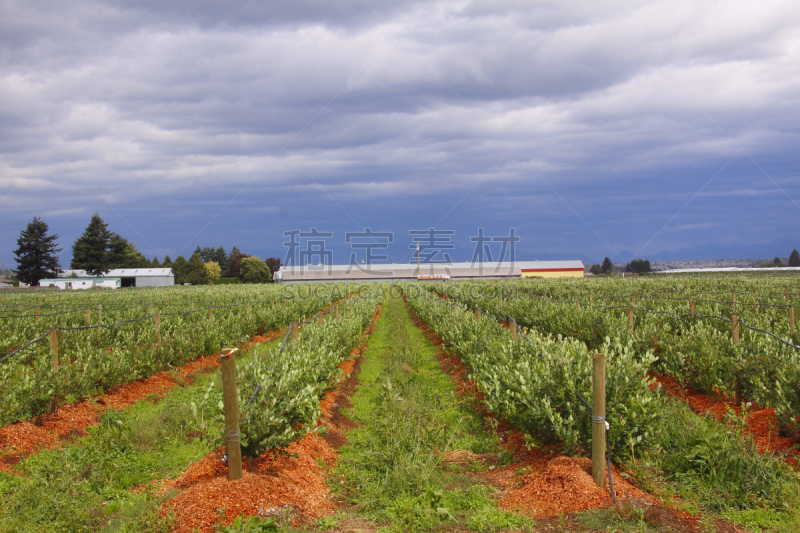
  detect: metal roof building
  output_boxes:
[275,260,584,283]
[60,268,174,287]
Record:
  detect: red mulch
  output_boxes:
[0,331,281,474]
[159,306,382,533]
[406,300,662,519]
[652,373,799,462]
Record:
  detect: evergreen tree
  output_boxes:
[601,257,613,274]
[185,253,210,285]
[151,257,161,267]
[71,213,112,275]
[162,255,173,267]
[625,258,651,273]
[107,233,149,268]
[774,257,785,267]
[172,256,188,284]
[13,216,62,285]
[789,249,800,267]
[214,246,230,277]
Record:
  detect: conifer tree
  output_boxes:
[71,213,112,275]
[789,249,800,267]
[13,216,62,285]
[172,256,187,284]
[601,257,613,274]
[185,253,210,285]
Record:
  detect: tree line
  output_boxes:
[11,214,281,286]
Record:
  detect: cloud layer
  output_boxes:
[1,0,799,265]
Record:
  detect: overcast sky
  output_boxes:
[2,0,799,268]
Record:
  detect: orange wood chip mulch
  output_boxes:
[159,306,382,533]
[488,431,658,518]
[653,373,799,461]
[0,332,280,475]
[406,300,661,519]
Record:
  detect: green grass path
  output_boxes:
[321,295,534,533]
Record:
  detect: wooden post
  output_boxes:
[335,304,339,321]
[318,312,324,326]
[511,322,517,341]
[690,298,695,316]
[271,299,275,309]
[50,329,58,369]
[246,301,251,316]
[36,306,40,322]
[453,301,457,311]
[732,315,742,406]
[627,307,634,333]
[86,307,91,325]
[790,306,796,333]
[191,301,195,311]
[220,348,242,481]
[475,309,482,322]
[291,322,298,341]
[284,299,287,307]
[592,353,606,488]
[155,312,161,340]
[208,306,213,321]
[17,304,21,312]
[98,303,102,322]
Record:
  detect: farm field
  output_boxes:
[1,275,800,533]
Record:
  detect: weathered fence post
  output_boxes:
[155,313,161,343]
[36,306,40,322]
[208,306,213,321]
[50,329,58,369]
[220,348,242,481]
[510,322,517,341]
[790,306,796,333]
[627,307,634,333]
[246,301,251,316]
[335,304,339,321]
[690,298,695,316]
[475,309,482,322]
[732,315,742,406]
[98,303,102,322]
[592,353,606,488]
[318,312,324,326]
[291,322,298,341]
[191,301,195,311]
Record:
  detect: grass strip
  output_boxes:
[328,295,534,533]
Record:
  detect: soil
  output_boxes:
[0,331,281,475]
[404,300,708,529]
[652,373,800,464]
[158,305,382,533]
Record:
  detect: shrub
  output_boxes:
[239,256,271,284]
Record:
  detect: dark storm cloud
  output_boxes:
[1,0,799,266]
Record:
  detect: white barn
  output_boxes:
[59,268,174,288]
[40,277,121,290]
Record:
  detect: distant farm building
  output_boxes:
[40,277,121,290]
[59,268,174,288]
[275,260,584,283]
